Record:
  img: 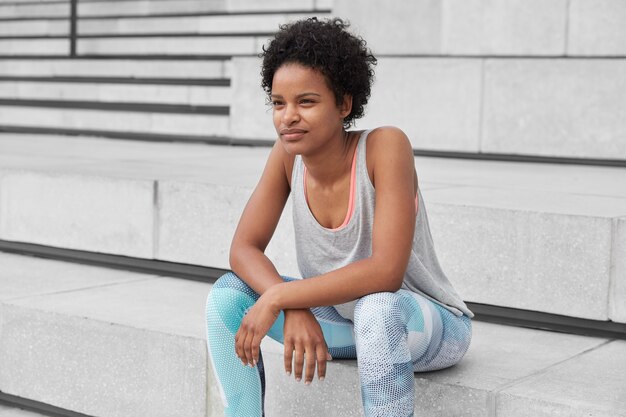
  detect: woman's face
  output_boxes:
[271,62,351,156]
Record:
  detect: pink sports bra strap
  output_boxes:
[303,145,358,231]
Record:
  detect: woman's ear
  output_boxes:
[340,95,353,119]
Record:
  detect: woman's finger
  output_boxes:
[283,340,294,376]
[234,329,246,366]
[242,328,255,366]
[251,333,263,366]
[293,342,305,382]
[315,343,328,381]
[304,343,317,384]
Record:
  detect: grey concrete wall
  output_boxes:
[229,0,626,159]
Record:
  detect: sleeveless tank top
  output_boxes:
[291,130,474,321]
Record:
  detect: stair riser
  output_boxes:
[0,59,229,79]
[1,171,623,323]
[0,106,229,136]
[0,82,232,107]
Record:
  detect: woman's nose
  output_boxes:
[282,104,300,125]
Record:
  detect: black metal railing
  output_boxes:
[69,0,77,56]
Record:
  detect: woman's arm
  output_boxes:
[229,139,292,294]
[236,127,418,372]
[230,139,331,384]
[265,126,417,310]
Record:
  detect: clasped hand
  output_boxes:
[234,293,331,384]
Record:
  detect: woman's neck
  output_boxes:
[302,130,357,186]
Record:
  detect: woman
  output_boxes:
[205,17,473,417]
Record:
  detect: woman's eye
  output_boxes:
[300,99,315,105]
[271,101,284,107]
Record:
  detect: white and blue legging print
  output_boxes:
[205,273,472,417]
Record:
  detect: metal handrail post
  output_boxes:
[70,0,77,57]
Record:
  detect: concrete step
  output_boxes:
[335,0,626,57]
[0,132,624,324]
[1,0,63,3]
[0,58,230,79]
[78,0,228,17]
[0,38,67,55]
[0,106,229,137]
[77,0,326,17]
[77,11,326,35]
[0,18,68,36]
[0,80,232,107]
[76,34,264,55]
[1,252,624,417]
[0,404,48,417]
[0,2,68,18]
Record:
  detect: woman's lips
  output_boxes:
[280,129,307,140]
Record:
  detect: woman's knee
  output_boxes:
[354,292,405,333]
[205,273,258,325]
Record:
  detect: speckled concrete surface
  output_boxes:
[0,405,48,417]
[1,253,624,417]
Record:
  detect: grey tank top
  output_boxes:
[291,130,474,320]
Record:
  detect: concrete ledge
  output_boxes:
[0,133,625,322]
[0,39,67,55]
[334,0,626,57]
[0,404,47,417]
[569,0,626,56]
[612,218,626,323]
[1,253,625,417]
[78,0,227,17]
[0,2,69,18]
[0,170,155,258]
[0,106,229,136]
[76,36,261,56]
[78,12,325,36]
[0,19,68,36]
[482,59,626,160]
[0,81,232,107]
[333,0,568,56]
[0,59,229,79]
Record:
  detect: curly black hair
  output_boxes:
[260,17,377,128]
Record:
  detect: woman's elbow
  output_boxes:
[228,241,246,272]
[376,263,406,293]
[384,275,404,293]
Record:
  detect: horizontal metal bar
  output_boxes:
[0,9,329,22]
[73,9,330,20]
[0,75,230,86]
[0,54,231,60]
[0,32,275,39]
[0,98,229,115]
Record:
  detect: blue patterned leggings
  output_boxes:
[205,273,472,417]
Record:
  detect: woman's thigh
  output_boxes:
[265,277,357,359]
[399,289,472,372]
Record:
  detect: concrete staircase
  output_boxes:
[1,133,625,416]
[1,0,626,416]
[0,0,330,142]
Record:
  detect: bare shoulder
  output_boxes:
[365,126,414,183]
[367,126,413,156]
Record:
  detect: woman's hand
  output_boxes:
[283,309,332,384]
[234,293,280,368]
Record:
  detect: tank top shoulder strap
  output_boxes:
[355,129,375,193]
